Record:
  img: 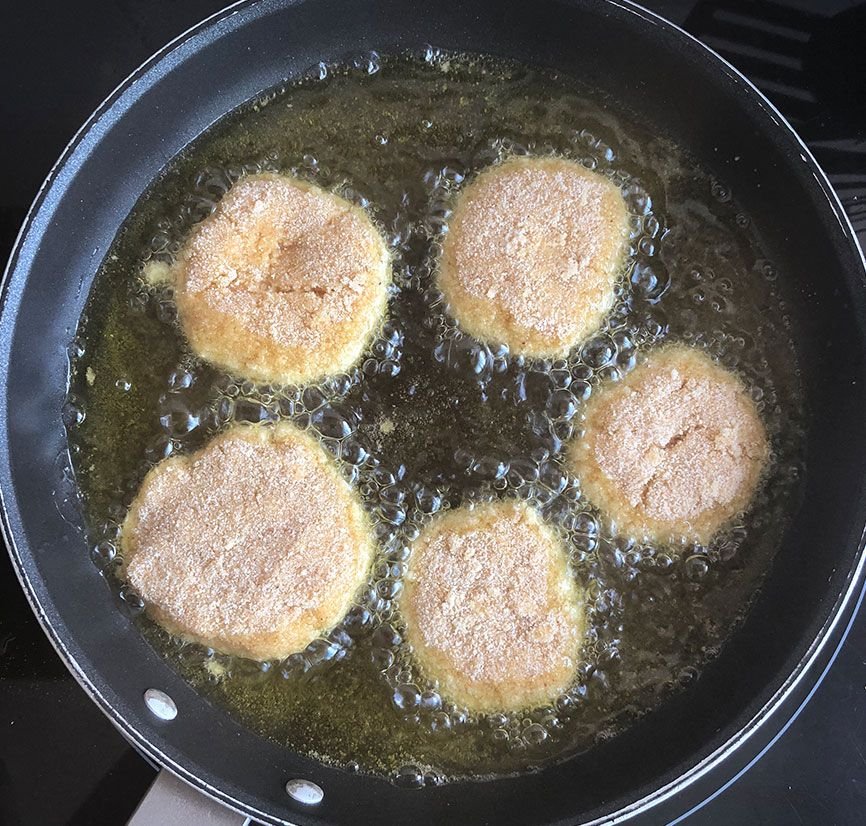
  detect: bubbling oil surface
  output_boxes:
[67,53,804,784]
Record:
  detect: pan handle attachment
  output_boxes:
[127,769,252,826]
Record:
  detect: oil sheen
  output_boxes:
[66,52,804,785]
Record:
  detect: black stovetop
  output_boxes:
[1,1,865,824]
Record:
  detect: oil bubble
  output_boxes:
[312,406,353,439]
[393,684,421,713]
[420,691,442,712]
[371,648,395,671]
[158,398,200,435]
[90,541,117,570]
[546,389,577,421]
[430,711,451,733]
[684,554,710,580]
[168,369,193,391]
[415,486,442,514]
[523,723,548,746]
[581,335,615,369]
[393,765,424,789]
[472,456,509,481]
[233,398,274,424]
[62,398,86,428]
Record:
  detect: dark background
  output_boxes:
[1,1,865,824]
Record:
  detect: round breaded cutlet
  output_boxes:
[399,500,584,713]
[173,173,391,385]
[567,345,769,545]
[120,423,375,661]
[437,156,629,357]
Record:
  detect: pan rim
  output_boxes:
[2,0,865,823]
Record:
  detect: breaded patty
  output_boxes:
[567,345,769,544]
[437,156,629,357]
[121,422,375,660]
[173,173,391,385]
[399,500,584,713]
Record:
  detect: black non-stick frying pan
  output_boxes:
[3,0,866,824]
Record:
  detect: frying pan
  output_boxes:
[3,0,866,824]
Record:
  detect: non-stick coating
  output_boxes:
[2,0,866,824]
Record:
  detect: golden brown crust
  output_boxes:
[174,173,391,385]
[120,423,375,660]
[400,500,584,712]
[567,345,769,544]
[437,156,629,357]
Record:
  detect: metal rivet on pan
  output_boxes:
[285,779,324,805]
[143,688,178,721]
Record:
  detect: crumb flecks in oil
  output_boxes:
[142,260,171,286]
[65,53,804,783]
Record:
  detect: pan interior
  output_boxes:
[67,53,803,782]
